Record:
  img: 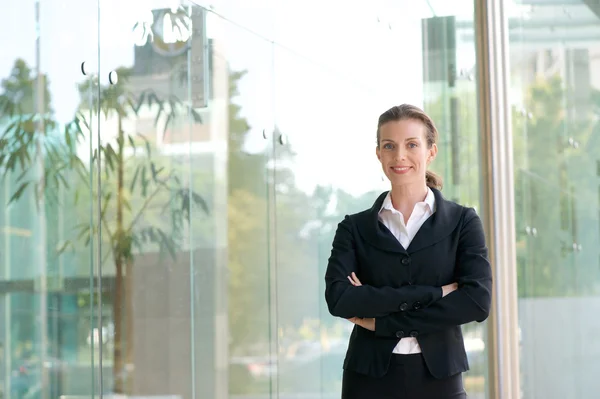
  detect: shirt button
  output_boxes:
[399,302,409,311]
[413,301,422,310]
[409,331,419,338]
[401,257,410,266]
[396,330,405,338]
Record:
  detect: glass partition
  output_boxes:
[0,1,494,398]
[508,1,600,397]
[95,1,257,396]
[0,0,100,397]
[272,1,488,397]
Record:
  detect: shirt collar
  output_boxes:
[379,187,436,214]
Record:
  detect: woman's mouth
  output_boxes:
[391,166,411,174]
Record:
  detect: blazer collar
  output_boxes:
[356,188,462,254]
[379,187,435,215]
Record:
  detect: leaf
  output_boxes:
[75,221,91,238]
[15,165,30,183]
[57,240,74,255]
[161,113,172,139]
[158,229,176,258]
[191,108,203,123]
[104,144,116,172]
[8,182,29,205]
[150,162,165,181]
[128,135,137,155]
[100,191,113,221]
[134,92,146,114]
[130,164,141,192]
[147,91,159,108]
[191,190,210,214]
[142,168,150,197]
[181,188,209,215]
[74,189,81,205]
[138,133,152,157]
[116,133,125,151]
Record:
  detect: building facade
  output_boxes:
[0,0,599,398]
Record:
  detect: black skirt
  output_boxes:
[341,353,467,399]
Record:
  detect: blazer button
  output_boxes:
[401,257,410,266]
[413,301,422,310]
[409,331,419,337]
[396,330,405,338]
[399,302,409,311]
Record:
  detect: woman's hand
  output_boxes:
[348,317,375,331]
[442,282,458,297]
[345,274,371,330]
[347,274,375,330]
[347,272,362,286]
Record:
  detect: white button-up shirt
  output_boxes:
[378,188,436,354]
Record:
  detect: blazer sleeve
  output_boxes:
[325,216,443,319]
[374,208,492,337]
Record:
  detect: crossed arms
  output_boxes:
[324,208,493,337]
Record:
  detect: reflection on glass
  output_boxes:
[508,0,600,397]
[96,2,222,396]
[0,0,100,397]
[221,11,274,399]
[269,0,486,397]
[0,0,489,398]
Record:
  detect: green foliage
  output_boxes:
[0,58,52,115]
[0,59,208,265]
[0,57,211,395]
[513,74,598,297]
[0,59,75,207]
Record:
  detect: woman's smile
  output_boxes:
[391,166,412,174]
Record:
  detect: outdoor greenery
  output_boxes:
[0,58,207,394]
[1,49,600,399]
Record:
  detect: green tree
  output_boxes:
[0,58,52,116]
[513,74,596,297]
[226,70,271,359]
[226,70,311,358]
[0,60,207,394]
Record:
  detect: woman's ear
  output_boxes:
[428,143,438,164]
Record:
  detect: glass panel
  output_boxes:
[97,1,273,397]
[0,0,99,397]
[508,1,600,397]
[212,10,275,399]
[272,0,486,397]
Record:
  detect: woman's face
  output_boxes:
[376,119,437,187]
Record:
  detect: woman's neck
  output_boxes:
[390,183,428,219]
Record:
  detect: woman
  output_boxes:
[324,104,492,399]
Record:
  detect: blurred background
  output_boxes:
[0,0,599,398]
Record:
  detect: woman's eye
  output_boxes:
[384,143,393,150]
[408,143,418,148]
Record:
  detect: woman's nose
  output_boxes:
[394,149,406,160]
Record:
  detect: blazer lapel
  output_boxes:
[355,191,407,254]
[407,188,462,253]
[354,188,463,255]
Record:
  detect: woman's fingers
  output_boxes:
[442,282,459,297]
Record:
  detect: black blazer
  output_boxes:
[324,188,492,379]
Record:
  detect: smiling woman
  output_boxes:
[376,104,443,193]
[324,104,492,399]
[0,0,492,397]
